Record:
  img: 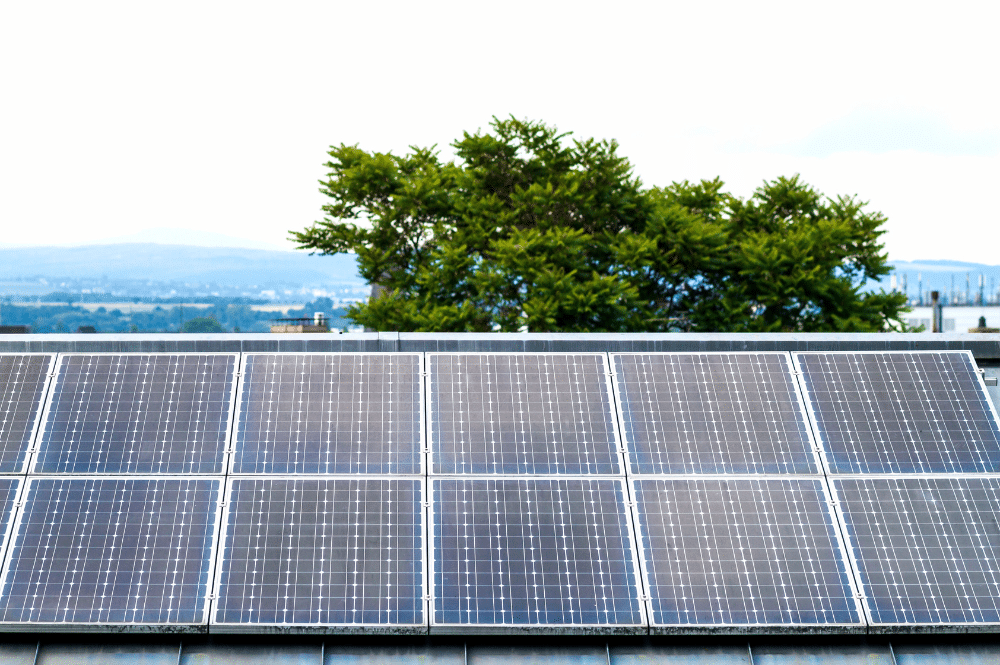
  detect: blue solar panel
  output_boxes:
[632,478,861,630]
[612,353,817,474]
[35,354,238,474]
[0,478,22,559]
[0,477,221,627]
[794,351,1000,473]
[431,477,644,632]
[232,354,423,474]
[429,354,621,475]
[0,354,53,473]
[213,477,424,631]
[834,476,1000,627]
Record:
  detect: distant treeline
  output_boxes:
[0,297,352,333]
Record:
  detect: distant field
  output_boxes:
[0,297,353,333]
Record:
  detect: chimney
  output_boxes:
[931,291,941,333]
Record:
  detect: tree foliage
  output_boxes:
[180,317,227,333]
[292,117,908,332]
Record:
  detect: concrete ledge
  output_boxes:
[0,332,997,359]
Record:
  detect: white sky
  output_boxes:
[1,1,998,262]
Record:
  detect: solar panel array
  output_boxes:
[0,349,996,635]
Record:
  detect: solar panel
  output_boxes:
[631,477,861,630]
[611,353,817,475]
[232,354,423,474]
[794,351,1000,474]
[833,476,1000,628]
[431,477,644,632]
[34,354,238,474]
[213,477,424,632]
[0,354,54,473]
[0,477,221,628]
[0,478,22,559]
[429,354,621,474]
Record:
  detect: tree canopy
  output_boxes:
[291,117,908,332]
[181,317,227,333]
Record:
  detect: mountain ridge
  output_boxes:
[0,243,362,286]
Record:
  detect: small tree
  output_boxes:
[181,317,227,333]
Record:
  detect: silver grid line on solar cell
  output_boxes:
[829,474,1000,632]
[211,475,426,634]
[0,475,224,632]
[427,353,624,475]
[32,353,239,475]
[0,354,55,474]
[792,351,1000,475]
[230,353,425,475]
[429,475,646,634]
[610,352,821,475]
[628,475,865,633]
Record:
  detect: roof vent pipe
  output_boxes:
[931,291,942,333]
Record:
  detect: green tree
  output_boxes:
[293,117,907,332]
[707,176,908,332]
[181,317,227,333]
[293,117,651,332]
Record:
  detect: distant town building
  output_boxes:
[904,306,1000,332]
[270,312,330,333]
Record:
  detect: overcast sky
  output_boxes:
[1,1,998,262]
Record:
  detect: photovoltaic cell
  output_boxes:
[612,353,816,475]
[834,476,1000,626]
[0,354,53,473]
[0,478,22,554]
[233,354,422,474]
[0,477,220,626]
[35,354,237,474]
[214,478,423,629]
[429,354,620,474]
[632,478,860,628]
[432,478,643,630]
[795,351,1000,474]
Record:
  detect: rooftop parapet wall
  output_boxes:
[1,332,999,360]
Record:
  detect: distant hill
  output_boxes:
[0,244,363,287]
[890,260,999,273]
[1,242,995,302]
